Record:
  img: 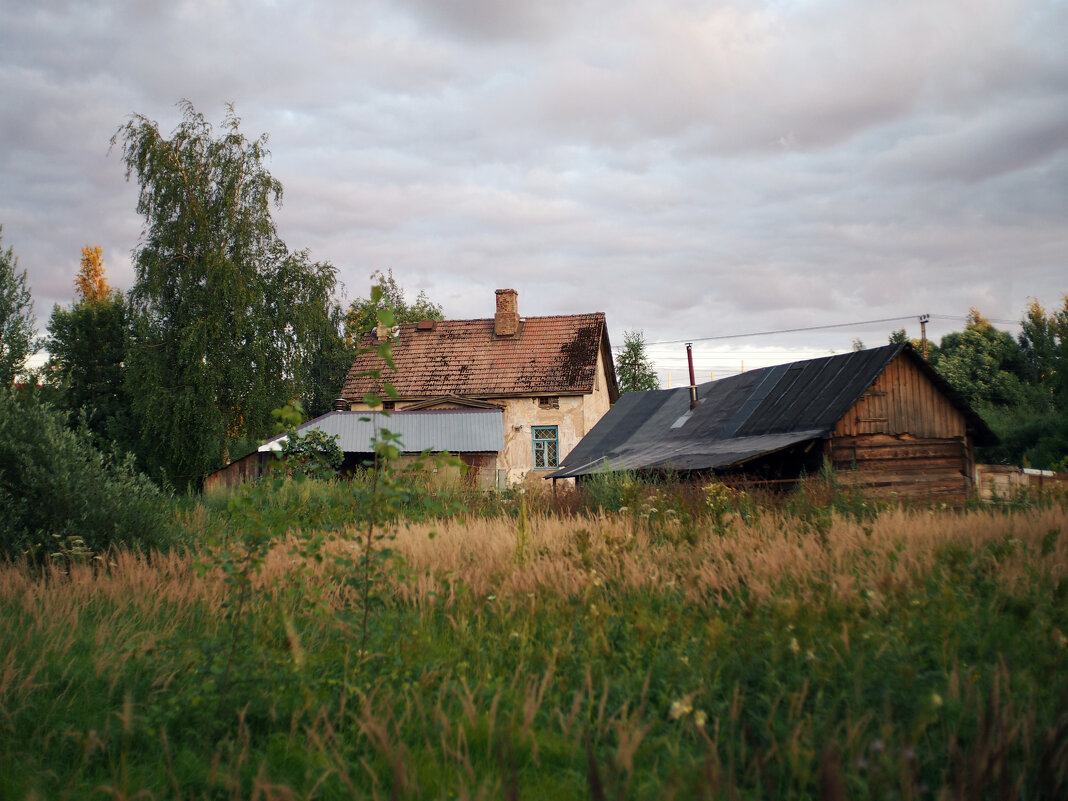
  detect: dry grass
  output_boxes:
[4,505,1062,617]
[377,505,1068,606]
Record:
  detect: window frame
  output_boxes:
[531,425,559,469]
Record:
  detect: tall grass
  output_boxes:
[2,498,1066,798]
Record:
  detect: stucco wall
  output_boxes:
[497,396,582,484]
[584,347,614,435]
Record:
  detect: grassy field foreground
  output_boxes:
[2,500,1068,799]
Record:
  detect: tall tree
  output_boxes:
[930,308,1028,408]
[47,247,134,449]
[615,330,660,393]
[1018,296,1067,400]
[345,269,443,341]
[0,227,36,387]
[113,102,339,485]
[74,245,111,303]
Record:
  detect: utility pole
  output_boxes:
[919,314,930,359]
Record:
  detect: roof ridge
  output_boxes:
[396,311,605,324]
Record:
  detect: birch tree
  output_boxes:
[113,102,340,485]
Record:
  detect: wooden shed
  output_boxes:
[548,343,998,505]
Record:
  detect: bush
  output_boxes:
[0,388,176,560]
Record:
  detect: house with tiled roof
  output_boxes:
[341,289,619,485]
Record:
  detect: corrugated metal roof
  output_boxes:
[548,343,996,479]
[260,409,504,454]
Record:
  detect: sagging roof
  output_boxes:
[260,409,504,454]
[341,314,618,401]
[549,343,997,479]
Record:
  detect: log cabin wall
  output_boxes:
[830,353,972,504]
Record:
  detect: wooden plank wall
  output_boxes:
[831,354,972,504]
[834,355,966,439]
[830,434,969,504]
[203,451,274,492]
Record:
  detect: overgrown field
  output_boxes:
[2,488,1067,799]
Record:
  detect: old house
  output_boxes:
[549,343,998,504]
[341,289,619,485]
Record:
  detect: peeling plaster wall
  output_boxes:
[584,347,614,435]
[499,396,581,484]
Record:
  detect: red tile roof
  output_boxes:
[342,313,615,400]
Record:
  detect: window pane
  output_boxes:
[532,426,558,468]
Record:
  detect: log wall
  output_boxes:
[830,354,973,505]
[829,434,970,504]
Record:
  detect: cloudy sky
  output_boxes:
[2,0,1065,382]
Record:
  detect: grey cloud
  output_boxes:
[874,99,1068,183]
[1,0,1064,356]
[395,0,576,42]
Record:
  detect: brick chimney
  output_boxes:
[494,289,519,337]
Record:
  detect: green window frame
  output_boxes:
[532,425,558,469]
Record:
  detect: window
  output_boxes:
[532,426,558,469]
[537,396,559,409]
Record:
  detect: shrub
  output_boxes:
[0,388,175,560]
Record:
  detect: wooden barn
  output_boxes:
[548,343,997,504]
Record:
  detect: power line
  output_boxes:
[618,314,920,348]
[611,312,1021,350]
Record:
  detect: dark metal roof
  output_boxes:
[261,409,504,454]
[548,343,997,479]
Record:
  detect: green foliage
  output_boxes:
[0,227,36,387]
[930,308,1029,408]
[46,291,136,451]
[929,303,1068,469]
[614,329,660,393]
[300,301,355,419]
[578,468,648,512]
[279,425,343,479]
[1019,296,1068,399]
[977,401,1068,469]
[113,101,341,486]
[345,268,443,341]
[0,387,175,560]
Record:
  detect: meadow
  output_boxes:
[2,477,1067,799]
